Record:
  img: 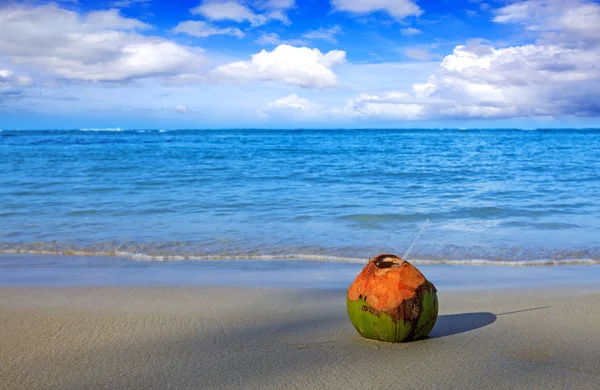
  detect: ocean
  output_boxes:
[1,129,600,266]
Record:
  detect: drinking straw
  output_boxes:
[402,219,430,261]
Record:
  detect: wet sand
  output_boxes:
[1,286,599,389]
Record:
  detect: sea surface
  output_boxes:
[1,129,600,265]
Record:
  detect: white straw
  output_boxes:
[402,219,430,261]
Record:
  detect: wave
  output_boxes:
[0,249,367,263]
[1,248,599,266]
[76,128,177,133]
[79,127,123,132]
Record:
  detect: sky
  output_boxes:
[1,0,600,129]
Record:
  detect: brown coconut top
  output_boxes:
[347,254,434,312]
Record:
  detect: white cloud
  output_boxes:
[255,32,307,46]
[213,44,346,88]
[173,20,244,38]
[336,0,600,121]
[259,0,296,24]
[413,41,600,118]
[111,0,151,7]
[83,8,151,30]
[332,0,422,19]
[256,32,284,45]
[493,1,544,23]
[302,25,342,43]
[266,93,313,111]
[0,69,33,98]
[0,3,207,82]
[405,48,432,60]
[191,0,294,26]
[192,0,261,24]
[493,0,600,46]
[334,43,600,121]
[400,27,422,36]
[256,26,340,46]
[259,93,320,119]
[262,0,295,9]
[4,0,600,125]
[255,32,282,45]
[400,43,439,61]
[336,92,425,120]
[173,104,189,113]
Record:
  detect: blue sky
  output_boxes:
[1,0,600,129]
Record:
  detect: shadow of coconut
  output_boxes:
[429,312,497,338]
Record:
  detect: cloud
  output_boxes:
[414,41,600,118]
[335,44,600,121]
[255,32,307,46]
[400,27,422,36]
[259,0,296,24]
[493,0,600,47]
[173,104,188,113]
[0,69,33,98]
[259,93,320,119]
[332,0,422,19]
[493,1,544,23]
[256,32,284,45]
[192,0,262,24]
[213,44,346,88]
[400,43,440,61]
[256,26,340,46]
[5,0,600,125]
[262,90,429,122]
[302,25,342,43]
[336,92,425,120]
[191,0,294,26]
[85,8,151,29]
[173,20,244,38]
[337,0,600,121]
[405,48,432,60]
[110,0,151,8]
[262,0,295,9]
[0,3,207,82]
[266,94,313,111]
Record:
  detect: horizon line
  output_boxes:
[3,127,600,132]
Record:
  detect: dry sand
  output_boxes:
[1,286,599,389]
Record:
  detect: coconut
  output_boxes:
[347,254,438,343]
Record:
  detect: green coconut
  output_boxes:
[347,254,438,343]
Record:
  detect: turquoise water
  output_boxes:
[1,129,600,265]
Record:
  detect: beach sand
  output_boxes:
[1,286,599,389]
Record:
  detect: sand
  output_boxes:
[1,286,599,389]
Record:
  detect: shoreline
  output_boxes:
[1,286,599,389]
[2,251,600,266]
[1,253,600,291]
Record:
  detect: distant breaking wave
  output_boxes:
[79,127,123,131]
[1,248,599,266]
[77,128,178,133]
